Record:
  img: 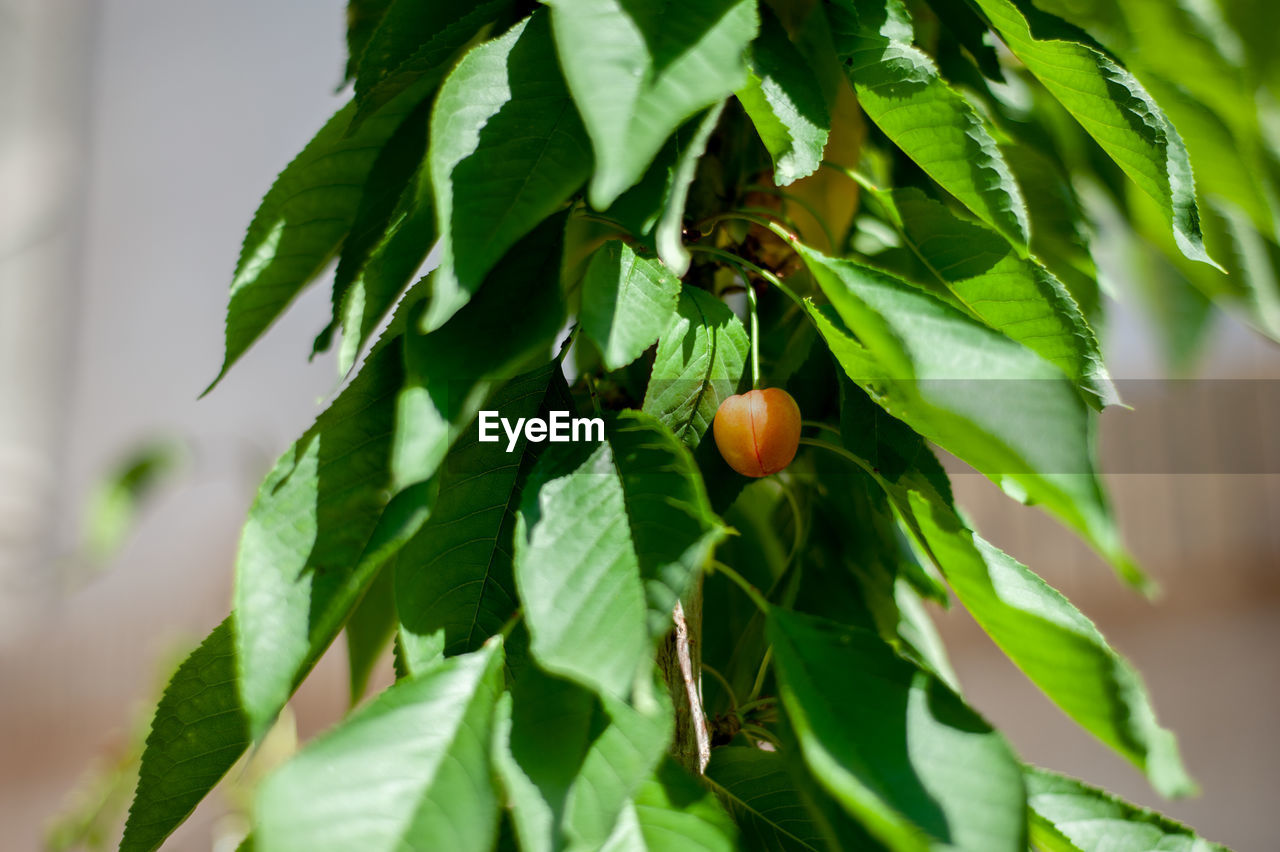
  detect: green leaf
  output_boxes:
[834,388,1192,795]
[836,375,952,512]
[704,747,824,851]
[919,521,1192,796]
[121,619,249,852]
[580,241,682,371]
[867,186,1116,407]
[601,144,681,239]
[968,0,1216,267]
[391,212,567,492]
[768,608,1027,852]
[352,0,512,125]
[1025,767,1229,852]
[254,641,505,852]
[764,718,893,851]
[513,439,647,700]
[343,560,397,704]
[234,336,433,738]
[1217,203,1280,342]
[343,0,393,82]
[208,73,440,391]
[602,760,739,852]
[922,0,1005,81]
[544,0,758,208]
[425,10,591,331]
[737,7,830,187]
[601,103,728,277]
[1130,3,1251,118]
[1125,126,1280,347]
[326,4,520,368]
[642,287,748,449]
[1046,0,1268,212]
[1140,75,1276,241]
[83,439,184,562]
[395,365,567,674]
[826,0,1029,249]
[1115,3,1279,238]
[797,244,1140,587]
[1087,183,1215,374]
[609,412,729,635]
[494,665,673,852]
[1003,145,1102,320]
[514,411,726,699]
[331,170,435,377]
[317,96,431,371]
[797,460,952,666]
[770,709,897,852]
[698,483,789,709]
[655,103,726,276]
[892,579,958,691]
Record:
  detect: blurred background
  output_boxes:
[0,0,1276,850]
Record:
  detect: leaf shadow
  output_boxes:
[445,10,590,299]
[616,0,746,77]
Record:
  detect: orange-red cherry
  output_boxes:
[713,388,802,478]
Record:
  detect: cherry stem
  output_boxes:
[802,419,841,436]
[737,696,775,717]
[498,609,524,641]
[687,245,804,308]
[693,246,764,388]
[585,373,603,416]
[820,160,879,190]
[821,161,972,307]
[742,185,837,249]
[710,560,770,613]
[571,208,631,232]
[747,646,773,704]
[776,478,804,570]
[695,209,788,235]
[799,436,871,473]
[740,723,782,749]
[701,663,739,714]
[745,281,761,390]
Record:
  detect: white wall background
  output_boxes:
[2,1,352,848]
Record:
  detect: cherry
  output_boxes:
[713,388,802,478]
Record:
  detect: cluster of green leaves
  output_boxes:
[121,0,1275,849]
